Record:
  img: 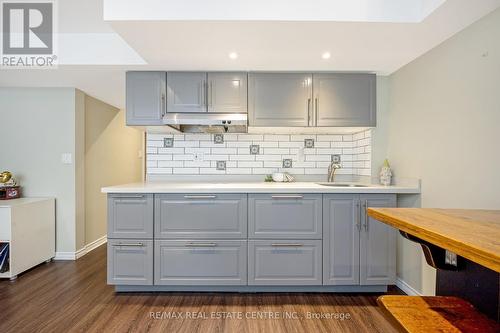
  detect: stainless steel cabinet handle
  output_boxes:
[315,97,319,126]
[363,200,369,231]
[161,93,166,117]
[185,242,217,247]
[183,195,217,199]
[209,81,213,108]
[271,243,304,247]
[271,195,304,199]
[356,200,361,231]
[204,81,208,107]
[112,243,144,247]
[117,195,144,199]
[307,98,312,126]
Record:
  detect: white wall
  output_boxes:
[84,96,143,246]
[0,88,144,255]
[0,88,79,253]
[374,7,500,295]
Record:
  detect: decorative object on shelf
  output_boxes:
[272,172,295,183]
[379,159,393,186]
[0,171,21,200]
[264,175,273,182]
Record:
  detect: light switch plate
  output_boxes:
[61,153,73,164]
[445,250,458,267]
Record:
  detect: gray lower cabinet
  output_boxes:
[313,73,376,127]
[248,73,312,127]
[248,240,322,285]
[323,194,396,286]
[107,239,153,285]
[155,194,247,239]
[126,71,166,125]
[360,194,397,285]
[167,72,207,113]
[323,194,360,285]
[248,194,322,239]
[208,72,247,113]
[154,240,247,285]
[107,194,153,239]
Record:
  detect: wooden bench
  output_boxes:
[377,295,500,333]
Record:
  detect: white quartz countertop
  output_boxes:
[101,181,420,194]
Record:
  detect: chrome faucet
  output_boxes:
[327,162,342,182]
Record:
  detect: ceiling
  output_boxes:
[1,0,499,109]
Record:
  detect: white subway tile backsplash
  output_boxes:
[264,134,289,141]
[173,168,199,174]
[317,135,343,142]
[158,160,184,168]
[158,147,184,154]
[146,129,372,177]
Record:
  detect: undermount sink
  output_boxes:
[316,183,370,187]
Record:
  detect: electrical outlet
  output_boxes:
[193,153,204,161]
[445,250,458,267]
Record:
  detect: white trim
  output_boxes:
[396,277,422,296]
[54,235,107,261]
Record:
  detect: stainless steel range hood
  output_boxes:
[163,113,248,133]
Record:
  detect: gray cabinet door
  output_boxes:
[155,194,247,239]
[208,72,247,113]
[107,239,153,285]
[359,194,397,285]
[107,194,153,239]
[248,194,322,239]
[248,240,322,285]
[248,73,312,126]
[323,194,360,285]
[126,71,166,125]
[313,73,376,127]
[155,240,247,285]
[167,72,207,113]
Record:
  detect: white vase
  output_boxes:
[379,166,392,186]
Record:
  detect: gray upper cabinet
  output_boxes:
[167,72,207,113]
[107,194,154,239]
[248,194,322,239]
[155,194,247,239]
[313,73,376,127]
[126,71,166,125]
[359,194,397,285]
[248,73,312,127]
[323,194,360,285]
[208,73,247,113]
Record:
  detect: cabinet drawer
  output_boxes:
[155,194,247,239]
[107,239,153,285]
[248,194,322,239]
[155,240,247,285]
[107,194,153,239]
[248,240,322,285]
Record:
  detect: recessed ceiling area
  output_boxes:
[1,0,499,109]
[104,0,446,23]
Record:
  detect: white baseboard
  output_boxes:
[55,235,107,261]
[396,277,422,296]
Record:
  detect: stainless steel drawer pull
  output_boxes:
[185,242,217,247]
[117,195,144,199]
[112,243,144,247]
[183,195,217,199]
[271,243,304,247]
[271,195,304,199]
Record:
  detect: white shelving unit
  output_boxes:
[0,198,55,280]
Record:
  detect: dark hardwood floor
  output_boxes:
[0,245,402,333]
